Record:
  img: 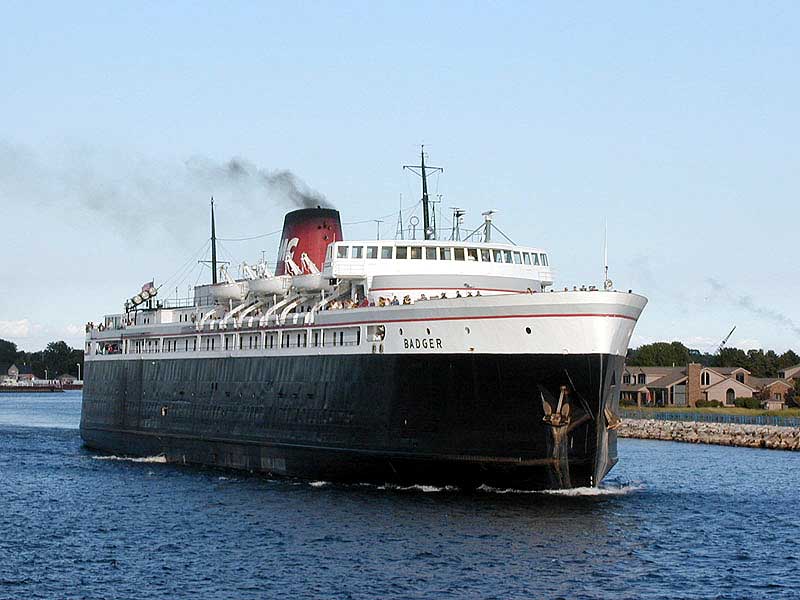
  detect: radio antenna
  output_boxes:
[603,219,612,291]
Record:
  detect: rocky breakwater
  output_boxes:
[618,419,800,451]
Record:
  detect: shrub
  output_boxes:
[733,397,761,409]
[696,399,722,408]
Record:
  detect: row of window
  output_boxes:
[335,244,548,266]
[126,328,361,354]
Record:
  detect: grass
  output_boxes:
[621,405,800,418]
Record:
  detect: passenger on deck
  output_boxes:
[418,293,428,301]
[455,290,462,298]
[440,292,447,299]
[402,295,411,305]
[475,290,481,296]
[391,296,400,306]
[359,297,370,308]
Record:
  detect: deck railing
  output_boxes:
[621,409,800,428]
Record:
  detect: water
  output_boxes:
[1,392,798,599]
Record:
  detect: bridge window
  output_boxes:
[467,248,478,261]
[503,250,513,263]
[396,246,408,259]
[480,249,491,262]
[513,252,522,264]
[454,248,465,261]
[523,253,531,265]
[351,246,363,259]
[493,249,503,262]
[532,253,540,265]
[337,246,349,259]
[366,246,378,259]
[425,247,437,260]
[440,247,452,260]
[411,246,422,259]
[380,246,393,259]
[540,253,548,266]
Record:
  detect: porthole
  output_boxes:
[426,328,431,335]
[465,327,471,334]
[525,327,532,334]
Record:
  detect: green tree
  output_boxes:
[0,338,17,367]
[42,341,82,378]
[627,342,692,366]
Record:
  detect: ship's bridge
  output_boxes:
[324,239,553,299]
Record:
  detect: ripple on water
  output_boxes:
[2,397,800,599]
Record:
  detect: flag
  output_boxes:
[141,281,154,293]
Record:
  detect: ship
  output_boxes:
[80,149,647,490]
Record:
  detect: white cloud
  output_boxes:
[64,324,84,336]
[0,319,31,338]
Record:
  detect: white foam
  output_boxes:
[92,454,167,464]
[377,483,459,493]
[477,483,645,496]
[308,480,330,488]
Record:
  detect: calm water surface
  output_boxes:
[1,392,798,599]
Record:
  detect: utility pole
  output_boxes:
[373,219,383,240]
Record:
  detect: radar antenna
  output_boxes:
[451,207,466,240]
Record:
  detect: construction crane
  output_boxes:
[717,326,736,354]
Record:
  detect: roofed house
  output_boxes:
[621,363,771,408]
[778,364,800,383]
[750,377,793,409]
[14,364,34,381]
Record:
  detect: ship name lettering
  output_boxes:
[403,338,443,350]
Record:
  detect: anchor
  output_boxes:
[540,385,573,488]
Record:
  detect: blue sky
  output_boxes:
[1,2,798,352]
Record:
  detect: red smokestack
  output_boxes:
[275,208,343,276]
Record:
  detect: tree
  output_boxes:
[42,341,83,378]
[627,342,691,367]
[0,338,17,367]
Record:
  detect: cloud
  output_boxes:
[64,324,85,337]
[706,277,800,337]
[0,319,31,338]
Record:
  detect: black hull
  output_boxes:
[80,353,624,490]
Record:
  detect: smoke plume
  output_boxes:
[707,277,800,336]
[0,141,331,241]
[188,157,330,209]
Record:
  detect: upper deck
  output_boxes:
[325,239,553,289]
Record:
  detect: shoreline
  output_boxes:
[619,418,800,451]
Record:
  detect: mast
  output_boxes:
[211,198,218,285]
[420,147,431,239]
[404,146,443,240]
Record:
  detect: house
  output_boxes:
[58,373,77,384]
[778,364,800,383]
[6,363,35,382]
[750,377,793,409]
[621,363,775,408]
[8,364,34,382]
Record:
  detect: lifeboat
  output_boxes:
[249,275,291,297]
[292,273,334,292]
[210,281,246,302]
